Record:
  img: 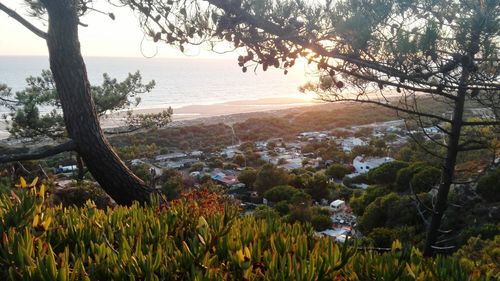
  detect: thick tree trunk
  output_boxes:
[41,0,151,205]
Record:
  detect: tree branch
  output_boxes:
[0,2,48,40]
[0,140,75,163]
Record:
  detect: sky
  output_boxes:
[0,1,233,59]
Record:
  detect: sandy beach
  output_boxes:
[1,97,322,140]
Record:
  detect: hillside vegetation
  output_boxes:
[0,178,496,280]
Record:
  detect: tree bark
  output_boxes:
[422,83,466,257]
[41,0,151,205]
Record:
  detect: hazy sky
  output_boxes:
[0,1,233,59]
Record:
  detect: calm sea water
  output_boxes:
[0,56,311,114]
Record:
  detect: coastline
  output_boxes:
[1,97,322,140]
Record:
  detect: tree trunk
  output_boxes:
[423,62,473,257]
[422,92,465,257]
[41,0,151,205]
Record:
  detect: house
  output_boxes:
[279,158,303,171]
[190,150,203,157]
[330,200,346,212]
[155,152,187,162]
[221,146,242,159]
[339,137,367,152]
[130,159,145,166]
[352,156,394,173]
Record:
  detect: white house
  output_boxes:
[339,137,367,152]
[352,156,394,173]
[155,152,187,162]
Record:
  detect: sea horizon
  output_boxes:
[0,55,314,113]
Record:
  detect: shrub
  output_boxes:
[254,164,289,195]
[325,164,351,180]
[394,162,427,192]
[350,185,390,216]
[368,227,395,248]
[0,177,489,280]
[410,167,441,193]
[273,200,290,215]
[188,162,204,172]
[367,161,409,185]
[129,163,153,182]
[52,181,111,209]
[263,185,301,203]
[476,168,500,203]
[237,168,257,188]
[311,214,332,231]
[160,169,184,199]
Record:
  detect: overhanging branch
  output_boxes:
[0,2,48,39]
[0,140,75,163]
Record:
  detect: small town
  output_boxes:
[50,118,445,242]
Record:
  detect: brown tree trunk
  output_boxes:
[422,86,466,257]
[41,0,151,205]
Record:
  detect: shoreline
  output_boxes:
[1,97,323,140]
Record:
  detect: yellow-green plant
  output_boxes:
[0,177,492,280]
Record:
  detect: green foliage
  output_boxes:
[367,227,396,248]
[454,235,500,279]
[263,185,302,203]
[0,178,491,280]
[350,185,390,216]
[410,167,441,193]
[160,169,184,199]
[52,181,111,209]
[395,162,427,192]
[3,70,170,140]
[358,193,423,237]
[188,162,204,173]
[367,161,409,185]
[343,173,370,188]
[254,164,289,195]
[129,163,154,182]
[237,168,257,188]
[325,164,351,180]
[305,172,331,201]
[476,168,500,203]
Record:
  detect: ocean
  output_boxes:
[0,56,312,114]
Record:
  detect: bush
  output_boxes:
[394,162,427,192]
[52,181,111,209]
[0,177,489,280]
[454,235,500,279]
[368,227,395,248]
[476,168,500,203]
[311,214,332,231]
[160,169,184,199]
[263,185,301,203]
[367,161,409,185]
[129,163,153,182]
[410,167,441,193]
[350,185,390,216]
[188,162,204,172]
[254,164,289,195]
[325,164,351,180]
[273,200,290,215]
[237,168,258,188]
